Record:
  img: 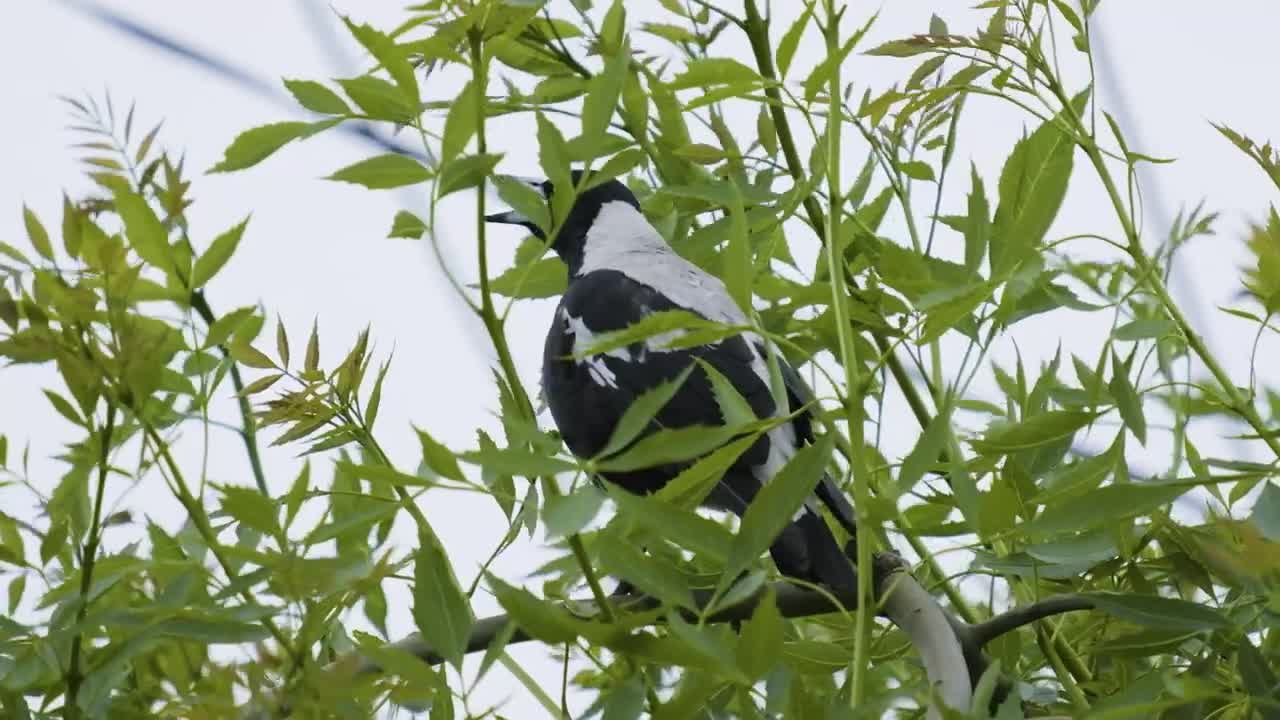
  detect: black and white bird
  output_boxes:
[487,171,858,593]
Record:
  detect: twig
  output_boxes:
[190,289,270,495]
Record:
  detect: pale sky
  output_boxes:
[2,2,1278,716]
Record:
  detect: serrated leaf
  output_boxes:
[597,366,695,458]
[669,58,761,90]
[209,120,337,173]
[388,210,426,239]
[437,153,502,197]
[191,218,247,288]
[655,434,759,510]
[598,425,738,473]
[328,153,432,189]
[609,487,732,562]
[284,79,351,115]
[219,486,279,536]
[112,187,172,274]
[596,531,695,609]
[898,407,951,494]
[899,160,935,182]
[737,588,783,680]
[776,7,811,77]
[971,410,1098,455]
[1251,480,1280,542]
[228,343,276,370]
[542,486,603,537]
[416,428,463,482]
[1108,351,1147,445]
[22,206,53,260]
[1083,591,1228,631]
[582,38,629,146]
[413,525,474,668]
[441,80,477,165]
[1021,482,1189,536]
[338,75,417,123]
[991,114,1075,274]
[721,435,834,589]
[459,446,577,478]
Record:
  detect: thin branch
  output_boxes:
[967,595,1096,648]
[190,289,270,495]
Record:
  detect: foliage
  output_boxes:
[2,1,1279,718]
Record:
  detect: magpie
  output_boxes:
[486,171,858,593]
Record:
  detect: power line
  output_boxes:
[55,0,427,162]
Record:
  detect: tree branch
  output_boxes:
[252,553,987,719]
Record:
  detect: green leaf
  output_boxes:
[597,366,695,458]
[971,410,1098,456]
[489,258,567,299]
[697,360,756,429]
[219,486,279,536]
[327,153,433,189]
[596,531,695,609]
[493,175,551,234]
[209,120,337,173]
[412,525,475,668]
[284,79,351,115]
[441,80,477,165]
[581,38,629,145]
[1108,350,1147,445]
[573,310,744,359]
[1251,480,1280,542]
[991,115,1075,274]
[537,114,573,217]
[737,588,784,680]
[1021,482,1189,536]
[437,153,502,197]
[1082,591,1229,631]
[228,343,276,370]
[416,428,464,482]
[340,16,419,102]
[609,487,732,562]
[899,160,935,182]
[776,7,812,77]
[191,217,248,288]
[488,575,591,644]
[669,58,761,90]
[22,206,53,260]
[965,164,991,273]
[112,186,175,275]
[722,435,834,588]
[898,406,952,494]
[541,486,603,537]
[1113,316,1177,341]
[597,425,738,473]
[337,75,417,123]
[1237,636,1280,719]
[459,446,577,478]
[388,210,426,239]
[655,435,759,509]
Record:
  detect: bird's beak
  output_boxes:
[485,209,531,225]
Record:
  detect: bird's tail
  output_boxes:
[769,505,858,594]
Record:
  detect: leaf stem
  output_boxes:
[65,404,116,718]
[190,289,270,495]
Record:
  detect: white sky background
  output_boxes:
[2,1,1278,717]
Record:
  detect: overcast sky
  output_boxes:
[3,1,1278,716]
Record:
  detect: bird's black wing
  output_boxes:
[543,269,855,591]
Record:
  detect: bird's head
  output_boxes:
[486,170,645,275]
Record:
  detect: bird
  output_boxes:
[486,170,858,593]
